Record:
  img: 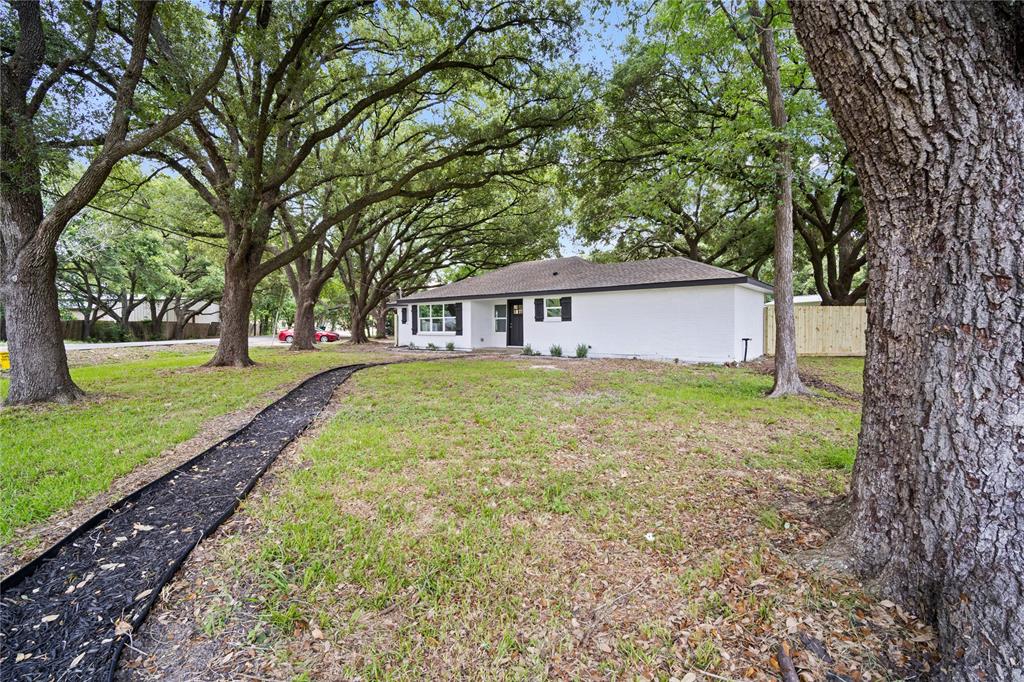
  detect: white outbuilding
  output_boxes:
[392,256,770,363]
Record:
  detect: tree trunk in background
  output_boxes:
[171,312,190,341]
[0,195,83,405]
[372,305,388,339]
[207,261,255,367]
[751,1,805,396]
[792,2,1024,676]
[348,296,369,344]
[284,258,334,352]
[290,288,317,351]
[83,308,98,341]
[349,314,369,343]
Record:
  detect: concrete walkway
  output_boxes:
[1,334,350,352]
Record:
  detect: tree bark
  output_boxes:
[348,296,370,344]
[290,288,318,351]
[206,261,255,367]
[83,307,99,341]
[171,315,188,341]
[791,2,1024,677]
[1,201,83,404]
[750,1,805,397]
[283,257,321,352]
[372,305,388,339]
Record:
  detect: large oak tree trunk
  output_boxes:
[0,197,83,405]
[207,263,255,367]
[792,2,1024,677]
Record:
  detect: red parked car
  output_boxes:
[277,328,341,343]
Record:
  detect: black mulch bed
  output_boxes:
[0,362,373,682]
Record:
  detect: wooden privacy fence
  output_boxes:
[764,305,867,356]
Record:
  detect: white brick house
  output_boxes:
[392,256,770,363]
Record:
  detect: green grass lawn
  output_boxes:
[0,345,386,543]
[135,356,935,681]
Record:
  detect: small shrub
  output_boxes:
[549,344,562,357]
[522,344,534,356]
[575,343,588,358]
[445,342,455,351]
[408,341,416,349]
[426,343,437,351]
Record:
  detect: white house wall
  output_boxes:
[523,286,749,362]
[397,284,766,363]
[733,286,765,361]
[469,300,507,347]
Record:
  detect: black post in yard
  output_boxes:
[742,338,751,362]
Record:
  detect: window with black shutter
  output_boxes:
[411,305,418,334]
[534,298,544,321]
[401,307,407,325]
[560,297,572,321]
[454,302,463,335]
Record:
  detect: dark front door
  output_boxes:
[507,298,523,346]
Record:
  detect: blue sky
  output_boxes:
[578,3,631,74]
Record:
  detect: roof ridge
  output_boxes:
[395,254,769,302]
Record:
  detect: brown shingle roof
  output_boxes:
[395,256,770,303]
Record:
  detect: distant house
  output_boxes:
[764,294,866,306]
[392,256,770,362]
[765,294,825,306]
[64,301,221,324]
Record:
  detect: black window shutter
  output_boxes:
[560,297,572,321]
[411,305,418,334]
[454,302,463,335]
[534,298,544,321]
[401,307,407,325]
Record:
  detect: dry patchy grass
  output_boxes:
[126,357,935,681]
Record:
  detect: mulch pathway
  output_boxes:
[0,363,372,682]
